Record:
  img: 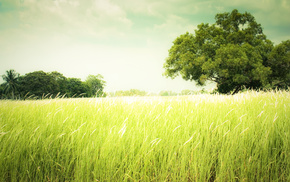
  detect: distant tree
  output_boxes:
[112,89,147,97]
[163,9,274,94]
[128,89,147,96]
[1,69,20,99]
[112,90,126,97]
[180,89,194,95]
[19,71,58,98]
[49,71,68,95]
[85,74,106,97]
[159,91,178,96]
[66,78,89,97]
[268,40,290,89]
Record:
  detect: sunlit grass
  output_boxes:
[0,91,289,181]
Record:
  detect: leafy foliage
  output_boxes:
[49,71,68,94]
[268,40,290,89]
[164,9,288,94]
[66,78,89,97]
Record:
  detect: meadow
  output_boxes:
[0,91,289,181]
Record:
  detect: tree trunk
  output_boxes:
[232,85,241,95]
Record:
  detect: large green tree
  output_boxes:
[1,69,20,99]
[163,9,275,94]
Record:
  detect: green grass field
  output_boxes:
[0,91,289,181]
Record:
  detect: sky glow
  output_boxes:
[0,0,289,93]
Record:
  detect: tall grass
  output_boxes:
[0,91,289,181]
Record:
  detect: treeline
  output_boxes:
[159,89,210,96]
[109,89,148,97]
[107,89,213,97]
[0,70,106,99]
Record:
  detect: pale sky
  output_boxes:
[0,0,289,93]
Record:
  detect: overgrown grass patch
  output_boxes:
[0,91,289,181]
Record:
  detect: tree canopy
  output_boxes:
[163,9,289,94]
[19,71,58,97]
[268,40,290,89]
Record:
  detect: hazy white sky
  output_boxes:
[1,0,289,93]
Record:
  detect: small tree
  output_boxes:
[85,74,106,97]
